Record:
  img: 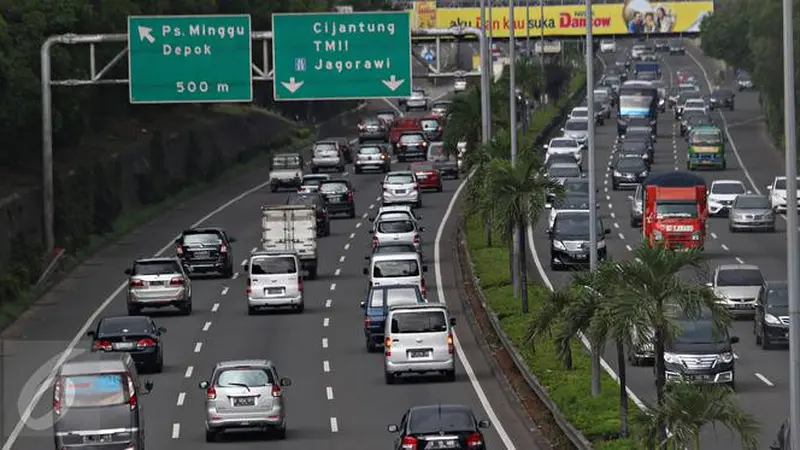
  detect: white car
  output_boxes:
[404,89,428,111]
[767,176,800,212]
[568,106,589,121]
[453,78,467,92]
[707,180,749,216]
[544,137,582,165]
[683,98,708,113]
[599,39,616,53]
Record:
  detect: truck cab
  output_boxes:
[643,172,707,250]
[687,126,726,170]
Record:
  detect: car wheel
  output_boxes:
[550,259,560,271]
[270,184,278,193]
[307,266,318,280]
[247,306,257,315]
[348,208,356,219]
[443,370,456,382]
[355,167,362,174]
[436,184,443,193]
[205,430,218,442]
[153,352,164,373]
[365,338,375,353]
[415,198,422,208]
[128,306,141,316]
[384,371,395,384]
[222,265,233,278]
[274,427,287,440]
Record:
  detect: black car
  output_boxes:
[654,39,669,52]
[548,211,609,270]
[755,280,789,349]
[317,179,356,218]
[668,39,685,54]
[396,132,429,162]
[175,228,235,277]
[357,117,389,143]
[610,157,649,190]
[88,316,166,373]
[286,192,330,236]
[617,141,651,169]
[709,88,735,111]
[330,136,353,164]
[388,404,491,450]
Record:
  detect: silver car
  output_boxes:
[547,162,582,180]
[561,119,590,148]
[629,184,644,227]
[125,257,192,315]
[310,141,344,173]
[729,194,775,232]
[370,212,424,252]
[384,304,456,383]
[707,264,764,316]
[405,89,428,111]
[354,144,390,173]
[200,360,292,441]
[382,171,421,207]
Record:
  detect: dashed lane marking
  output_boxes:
[618,232,625,240]
[211,303,219,313]
[322,338,329,349]
[232,272,239,280]
[369,204,375,209]
[334,268,341,276]
[330,283,336,291]
[755,373,774,386]
[735,257,745,264]
[323,360,331,372]
[339,256,346,263]
[202,321,211,331]
[721,244,729,251]
[330,417,339,433]
[251,247,257,254]
[710,232,718,239]
[325,299,332,308]
[193,342,202,353]
[355,222,362,228]
[344,243,350,251]
[614,223,620,229]
[362,213,369,219]
[349,232,356,239]
[177,392,185,406]
[172,423,180,439]
[221,287,229,296]
[610,212,616,219]
[323,317,330,327]
[184,366,193,378]
[326,386,334,400]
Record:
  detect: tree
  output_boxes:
[443,86,482,158]
[523,286,580,370]
[634,383,760,450]
[699,0,753,73]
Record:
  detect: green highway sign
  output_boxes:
[128,15,253,104]
[272,11,412,101]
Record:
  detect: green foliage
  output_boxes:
[0,235,44,306]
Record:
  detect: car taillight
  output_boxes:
[447,333,454,354]
[129,279,144,288]
[385,336,392,357]
[412,183,419,191]
[401,436,417,450]
[346,192,354,201]
[206,386,217,400]
[372,236,379,248]
[136,338,157,348]
[298,278,303,293]
[170,277,184,286]
[413,234,420,245]
[364,317,371,328]
[92,339,112,351]
[246,278,251,296]
[466,432,483,448]
[53,378,62,415]
[127,374,137,410]
[358,122,365,131]
[271,384,283,398]
[421,278,427,298]
[175,244,183,256]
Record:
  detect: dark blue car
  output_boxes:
[361,284,426,353]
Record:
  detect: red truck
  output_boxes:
[643,172,707,250]
[389,118,422,148]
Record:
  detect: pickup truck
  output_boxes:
[261,205,319,279]
[268,153,303,192]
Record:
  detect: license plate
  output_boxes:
[149,280,164,286]
[194,251,210,258]
[113,342,136,350]
[233,397,255,407]
[693,374,712,381]
[328,198,341,203]
[426,440,458,449]
[733,303,752,309]
[83,435,112,444]
[572,254,587,260]
[395,190,406,194]
[265,287,284,295]
[408,350,431,358]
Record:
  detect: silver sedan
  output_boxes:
[729,194,775,232]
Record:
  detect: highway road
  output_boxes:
[0,81,545,449]
[527,39,791,448]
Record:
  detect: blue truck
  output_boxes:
[634,62,661,81]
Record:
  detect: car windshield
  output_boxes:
[563,180,590,194]
[132,260,181,275]
[717,269,763,286]
[216,368,274,387]
[301,176,328,186]
[400,134,424,143]
[363,118,380,126]
[554,215,603,238]
[774,178,800,190]
[620,142,646,153]
[411,91,425,98]
[272,155,301,169]
[319,182,348,194]
[421,119,439,131]
[250,256,296,275]
[386,175,414,184]
[594,90,610,100]
[767,286,789,306]
[617,158,646,171]
[369,287,422,307]
[183,232,222,246]
[571,109,588,117]
[637,72,658,81]
[689,116,712,126]
[656,201,697,218]
[682,91,703,100]
[98,317,151,334]
[682,110,704,120]
[359,146,382,155]
[712,182,745,195]
[565,121,588,131]
[373,260,420,278]
[428,143,445,156]
[377,220,414,233]
[61,374,126,408]
[374,243,417,255]
[626,129,651,139]
[548,166,581,178]
[620,96,652,109]
[313,143,338,156]
[391,311,447,334]
[555,195,590,210]
[675,319,725,344]
[736,196,770,209]
[686,100,705,107]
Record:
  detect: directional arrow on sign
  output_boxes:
[138,25,155,44]
[281,77,304,93]
[381,75,405,92]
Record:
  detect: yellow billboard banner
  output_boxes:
[412,1,437,29]
[428,2,714,37]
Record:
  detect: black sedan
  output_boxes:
[175,228,236,278]
[318,179,356,218]
[610,157,649,190]
[755,280,789,349]
[286,192,331,236]
[388,404,490,450]
[709,88,735,111]
[88,315,166,373]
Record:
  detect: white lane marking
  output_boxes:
[194,342,202,353]
[211,303,219,312]
[330,417,339,433]
[172,423,180,439]
[618,233,625,240]
[613,223,620,229]
[626,244,633,251]
[184,366,193,378]
[323,317,330,327]
[322,338,329,348]
[355,222,362,228]
[362,213,369,219]
[610,212,616,219]
[232,272,239,280]
[604,187,609,193]
[369,204,375,209]
[323,360,331,373]
[606,195,611,201]
[339,256,346,263]
[330,283,336,291]
[755,373,774,386]
[326,386,334,400]
[334,268,341,276]
[734,352,739,359]
[436,171,517,450]
[635,257,642,263]
[349,232,356,239]
[608,203,613,209]
[251,246,257,254]
[325,299,332,308]
[240,258,248,266]
[735,256,745,264]
[721,244,730,251]
[221,287,229,296]
[177,392,186,406]
[710,232,718,239]
[344,243,350,250]
[202,321,212,331]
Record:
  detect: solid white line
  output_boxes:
[194,342,202,353]
[202,321,212,332]
[330,283,336,291]
[322,338,329,348]
[435,170,517,450]
[326,386,334,400]
[355,222,362,228]
[221,287,229,296]
[323,360,331,373]
[177,392,186,406]
[349,232,356,239]
[323,317,330,327]
[339,256,346,263]
[330,417,339,432]
[344,243,350,250]
[211,303,219,312]
[172,423,180,439]
[184,366,193,378]
[325,299,332,308]
[755,373,774,386]
[334,268,341,276]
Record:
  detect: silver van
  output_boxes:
[245,252,304,315]
[383,304,456,384]
[53,354,153,449]
[365,253,428,298]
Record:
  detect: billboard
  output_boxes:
[416,1,713,37]
[412,1,437,29]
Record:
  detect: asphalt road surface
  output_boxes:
[0,82,546,449]
[528,39,790,448]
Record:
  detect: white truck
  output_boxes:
[261,205,319,279]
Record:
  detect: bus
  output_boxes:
[617,80,659,136]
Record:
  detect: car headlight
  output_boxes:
[664,352,680,364]
[653,230,663,240]
[597,240,606,249]
[717,352,734,364]
[553,240,566,250]
[642,154,649,160]
[764,313,782,325]
[691,231,701,240]
[639,171,648,177]
[613,170,622,177]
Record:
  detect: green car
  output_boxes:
[686,126,726,170]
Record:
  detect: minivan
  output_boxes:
[245,252,304,315]
[53,353,153,449]
[384,304,456,384]
[365,253,428,298]
[362,284,426,352]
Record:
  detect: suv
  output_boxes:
[199,360,292,441]
[318,179,356,218]
[244,252,304,314]
[755,280,790,349]
[396,132,429,162]
[310,140,345,173]
[358,116,389,143]
[403,88,428,111]
[354,143,391,173]
[268,153,303,193]
[707,264,763,316]
[384,304,457,384]
[548,211,609,270]
[362,284,426,352]
[286,192,330,237]
[125,257,192,315]
[382,171,421,207]
[175,228,235,277]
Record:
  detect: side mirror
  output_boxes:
[158,326,167,334]
[368,229,374,234]
[228,237,237,243]
[387,424,399,433]
[144,379,154,393]
[363,268,369,275]
[543,145,549,149]
[705,282,713,287]
[766,185,772,190]
[124,268,132,275]
[280,377,292,387]
[199,381,209,389]
[365,255,371,260]
[604,228,611,234]
[730,336,740,344]
[419,227,426,232]
[86,330,95,337]
[478,419,491,428]
[422,265,428,273]
[449,317,456,327]
[360,301,366,308]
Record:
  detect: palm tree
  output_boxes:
[442,86,482,158]
[634,383,760,449]
[523,285,581,370]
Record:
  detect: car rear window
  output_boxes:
[377,113,395,122]
[98,316,151,334]
[359,146,382,155]
[301,176,328,186]
[250,257,296,275]
[133,260,181,275]
[377,220,414,234]
[400,134,424,143]
[409,408,474,434]
[314,143,338,156]
[216,368,274,387]
[374,243,417,255]
[61,374,127,408]
[369,287,422,307]
[319,182,348,193]
[386,175,414,184]
[391,310,447,333]
[183,233,222,245]
[373,259,420,278]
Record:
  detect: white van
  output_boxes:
[383,304,456,384]
[245,251,304,315]
[364,253,427,298]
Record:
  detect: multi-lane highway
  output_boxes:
[528,40,790,448]
[0,75,547,450]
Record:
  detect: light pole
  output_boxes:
[480,0,490,145]
[509,0,521,299]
